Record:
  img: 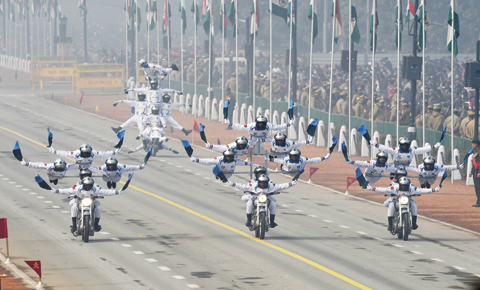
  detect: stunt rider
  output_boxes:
[346,151,397,184]
[138,59,178,81]
[49,144,120,169]
[269,132,314,159]
[51,177,124,233]
[72,169,100,191]
[125,79,182,104]
[111,93,149,134]
[90,157,146,189]
[270,148,330,175]
[206,136,257,156]
[20,158,79,185]
[159,93,192,136]
[227,175,298,228]
[405,156,463,188]
[367,177,441,231]
[190,148,252,178]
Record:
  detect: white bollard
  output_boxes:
[214,99,221,122]
[297,117,307,142]
[272,111,280,126]
[328,122,335,148]
[385,134,393,163]
[337,125,347,152]
[349,129,358,156]
[205,96,211,120]
[361,136,369,157]
[424,143,431,159]
[198,95,205,117]
[287,118,297,140]
[191,94,198,116]
[436,145,445,177]
[372,131,380,157]
[232,103,239,124]
[466,155,474,186]
[280,112,289,134]
[257,107,263,118]
[247,105,254,124]
[410,140,419,167]
[316,120,326,147]
[173,93,179,103]
[264,109,271,121]
[240,103,248,125]
[453,149,462,180]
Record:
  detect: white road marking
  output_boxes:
[184,169,192,172]
[356,231,368,235]
[61,211,69,214]
[0,174,3,177]
[145,258,158,263]
[194,173,202,176]
[44,201,53,204]
[431,258,444,262]
[29,192,37,195]
[121,244,133,248]
[281,204,289,207]
[159,159,166,162]
[309,215,318,218]
[391,244,404,248]
[51,206,61,209]
[173,276,185,280]
[133,251,145,255]
[98,232,110,235]
[158,266,171,271]
[339,225,350,229]
[372,237,384,241]
[176,165,182,168]
[9,182,16,184]
[167,162,174,165]
[36,196,45,199]
[2,178,10,180]
[22,188,30,191]
[203,177,212,180]
[452,266,466,271]
[187,284,200,289]
[323,220,333,223]
[295,210,304,213]
[110,238,120,241]
[15,185,22,187]
[410,251,423,255]
[475,274,480,278]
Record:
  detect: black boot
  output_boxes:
[107,181,112,189]
[111,126,122,134]
[53,179,58,185]
[245,214,252,227]
[71,217,77,234]
[270,214,278,228]
[112,182,116,189]
[412,215,418,230]
[94,218,102,232]
[182,128,192,136]
[388,217,393,232]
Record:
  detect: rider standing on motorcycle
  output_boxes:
[346,151,397,184]
[270,148,330,174]
[159,93,192,136]
[142,105,166,130]
[90,157,146,189]
[205,136,257,156]
[269,132,315,159]
[138,59,178,81]
[225,115,295,148]
[190,148,253,178]
[51,177,124,233]
[20,158,79,185]
[125,79,182,104]
[49,144,120,169]
[111,93,149,134]
[406,156,463,188]
[367,177,441,231]
[227,175,298,228]
[370,137,441,169]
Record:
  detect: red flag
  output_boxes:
[25,260,42,278]
[113,109,116,118]
[346,177,357,189]
[193,120,200,134]
[0,218,8,239]
[64,96,67,104]
[309,167,319,179]
[79,91,84,104]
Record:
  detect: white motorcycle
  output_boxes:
[390,193,417,241]
[244,193,272,240]
[70,195,102,243]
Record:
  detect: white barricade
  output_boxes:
[198,95,205,117]
[349,129,357,156]
[212,99,219,121]
[372,131,380,157]
[361,136,369,157]
[247,105,254,124]
[453,149,462,180]
[410,140,419,167]
[436,145,445,177]
[424,142,431,159]
[272,111,280,126]
[191,94,198,116]
[240,103,248,125]
[338,125,347,152]
[316,120,326,147]
[297,117,307,142]
[205,96,211,120]
[385,134,393,163]
[264,109,271,122]
[232,103,239,124]
[328,122,335,148]
[280,112,288,134]
[180,94,187,113]
[257,107,263,118]
[466,155,474,186]
[287,118,297,140]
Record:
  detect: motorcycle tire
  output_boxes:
[82,216,90,243]
[259,212,266,240]
[402,213,410,241]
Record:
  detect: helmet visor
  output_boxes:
[400,144,410,152]
[83,183,94,191]
[290,155,300,163]
[258,181,268,189]
[425,163,434,170]
[399,184,410,191]
[256,122,266,130]
[55,165,65,172]
[377,156,387,165]
[107,164,117,171]
[276,138,286,146]
[224,155,234,162]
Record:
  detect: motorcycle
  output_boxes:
[244,193,272,240]
[390,193,418,241]
[70,195,102,243]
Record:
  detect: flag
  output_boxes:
[395,0,403,49]
[463,148,474,164]
[181,140,193,157]
[178,0,186,34]
[329,136,338,154]
[287,0,295,39]
[219,0,227,38]
[350,5,360,43]
[355,168,368,189]
[64,96,67,104]
[134,0,142,32]
[121,173,134,191]
[125,0,134,27]
[228,0,235,37]
[346,177,357,189]
[144,146,153,163]
[25,260,42,278]
[309,167,318,179]
[250,0,259,36]
[199,123,207,143]
[293,168,304,181]
[193,120,200,133]
[287,100,294,119]
[49,0,55,19]
[341,141,348,161]
[308,0,318,44]
[170,126,174,133]
[213,164,228,182]
[439,125,447,142]
[9,0,15,22]
[114,130,125,149]
[217,138,221,145]
[447,0,459,56]
[202,0,213,44]
[406,0,415,24]
[439,170,448,187]
[417,0,426,50]
[269,0,288,23]
[146,0,158,31]
[79,91,83,104]
[13,141,23,161]
[307,118,318,137]
[47,127,53,148]
[35,175,52,190]
[370,0,378,52]
[190,0,199,27]
[0,218,8,239]
[357,123,371,143]
[332,0,341,44]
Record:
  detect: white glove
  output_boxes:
[434,142,441,149]
[114,148,121,154]
[176,90,183,95]
[247,161,253,166]
[205,143,213,149]
[224,119,232,126]
[290,180,298,186]
[433,186,441,192]
[190,157,198,162]
[21,160,28,166]
[264,155,269,161]
[140,163,146,169]
[116,190,123,195]
[49,146,56,154]
[369,140,379,148]
[347,159,355,164]
[324,153,331,160]
[307,136,314,144]
[227,181,234,186]
[51,189,59,194]
[367,184,375,191]
[288,119,296,126]
[113,101,119,107]
[458,163,465,170]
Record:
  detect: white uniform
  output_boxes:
[230,121,294,147]
[209,140,258,156]
[21,161,79,181]
[54,185,122,218]
[142,114,166,129]
[272,156,326,174]
[72,181,100,191]
[373,183,434,216]
[115,100,150,133]
[51,147,120,169]
[142,63,173,80]
[374,143,436,168]
[194,156,251,178]
[160,102,189,130]
[270,137,314,159]
[406,163,460,186]
[129,87,179,104]
[349,160,397,184]
[90,163,143,183]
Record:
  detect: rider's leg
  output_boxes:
[94,201,102,231]
[245,198,254,227]
[70,200,79,233]
[410,200,418,229]
[387,203,395,231]
[269,198,277,228]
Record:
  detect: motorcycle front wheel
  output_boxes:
[402,213,410,241]
[82,215,90,243]
[259,212,266,240]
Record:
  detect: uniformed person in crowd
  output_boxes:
[399,102,411,125]
[444,109,461,136]
[429,104,446,131]
[373,99,386,121]
[460,110,474,138]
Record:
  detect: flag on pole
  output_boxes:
[250,0,259,36]
[125,0,134,27]
[346,177,357,189]
[47,127,53,148]
[162,0,170,34]
[0,218,7,239]
[12,141,23,161]
[220,0,227,38]
[370,0,378,52]
[95,105,99,112]
[179,0,186,34]
[25,260,42,278]
[417,0,427,50]
[309,167,318,179]
[49,0,55,19]
[134,0,142,32]
[332,0,342,44]
[350,5,360,44]
[406,0,415,24]
[308,0,318,44]
[10,0,15,22]
[146,0,158,31]
[447,0,459,56]
[395,0,403,49]
[202,0,213,44]
[193,120,200,133]
[287,0,295,39]
[228,0,235,37]
[269,0,288,23]
[191,0,199,26]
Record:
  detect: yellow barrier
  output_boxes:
[74,64,125,94]
[30,56,76,84]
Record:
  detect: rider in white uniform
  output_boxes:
[159,93,192,136]
[90,157,145,189]
[111,93,149,134]
[49,144,120,169]
[21,158,79,185]
[405,155,463,188]
[190,148,252,178]
[125,79,182,105]
[270,148,330,175]
[138,59,178,81]
[346,151,397,184]
[269,132,314,159]
[206,136,257,156]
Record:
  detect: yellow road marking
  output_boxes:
[2,125,372,290]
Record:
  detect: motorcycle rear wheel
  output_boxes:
[259,212,266,240]
[402,213,410,241]
[82,216,90,243]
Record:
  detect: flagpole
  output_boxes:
[308,0,314,121]
[37,9,40,57]
[157,5,159,66]
[235,0,238,106]
[422,0,425,145]
[207,0,212,100]
[252,0,256,116]
[451,0,454,184]
[126,0,129,84]
[148,3,150,62]
[328,0,336,143]
[135,0,139,86]
[221,0,224,104]
[348,0,351,145]
[49,11,51,56]
[168,0,171,89]
[194,0,197,97]
[287,3,292,106]
[181,0,184,94]
[396,0,400,146]
[269,0,272,120]
[43,4,45,55]
[371,0,376,159]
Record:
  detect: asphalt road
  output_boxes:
[1,93,480,290]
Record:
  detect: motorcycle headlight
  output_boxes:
[258,194,267,203]
[399,196,409,205]
[82,197,93,207]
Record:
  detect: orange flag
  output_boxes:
[25,260,42,278]
[193,120,200,134]
[346,177,357,189]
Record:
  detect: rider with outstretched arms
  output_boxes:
[49,144,120,169]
